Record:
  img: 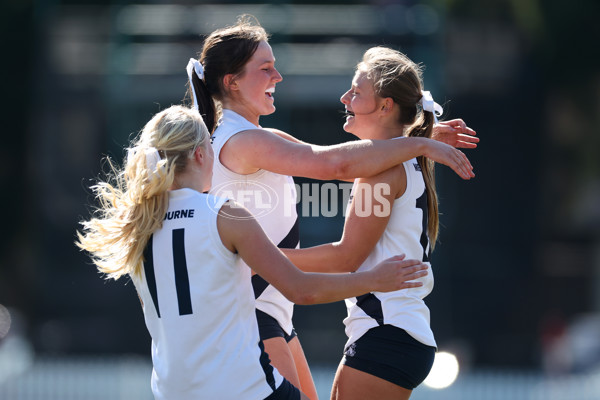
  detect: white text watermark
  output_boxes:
[208,180,392,219]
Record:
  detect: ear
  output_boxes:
[380,97,394,114]
[193,146,205,165]
[223,74,238,92]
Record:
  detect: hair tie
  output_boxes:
[144,147,161,176]
[419,90,443,123]
[127,147,162,177]
[186,58,205,111]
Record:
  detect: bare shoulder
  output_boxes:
[216,201,256,252]
[224,128,279,147]
[219,129,280,173]
[263,127,303,144]
[217,200,254,224]
[357,163,407,199]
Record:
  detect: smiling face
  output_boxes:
[340,69,384,139]
[224,40,282,125]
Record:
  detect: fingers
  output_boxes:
[449,149,475,180]
[386,254,406,262]
[426,141,475,179]
[443,119,478,144]
[461,125,477,136]
[402,263,428,278]
[443,118,464,127]
[457,133,479,144]
[398,261,428,286]
[445,154,470,180]
[387,256,427,274]
[398,281,425,289]
[444,118,476,133]
[374,258,429,292]
[455,140,479,149]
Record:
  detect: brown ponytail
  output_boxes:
[358,46,440,248]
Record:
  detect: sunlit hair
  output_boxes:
[358,47,439,248]
[185,14,269,133]
[76,105,210,280]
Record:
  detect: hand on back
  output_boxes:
[367,254,428,292]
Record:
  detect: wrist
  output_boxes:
[412,137,431,158]
[362,269,378,292]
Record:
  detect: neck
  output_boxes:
[170,170,209,194]
[221,101,260,127]
[366,122,406,140]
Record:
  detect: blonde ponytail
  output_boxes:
[77,105,210,279]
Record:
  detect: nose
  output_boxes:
[340,89,350,105]
[273,67,283,83]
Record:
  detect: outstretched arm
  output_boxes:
[221,128,474,181]
[216,201,427,305]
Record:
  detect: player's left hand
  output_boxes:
[433,119,479,149]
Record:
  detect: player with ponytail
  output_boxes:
[285,47,468,400]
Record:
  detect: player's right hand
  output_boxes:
[369,254,428,292]
[424,139,475,180]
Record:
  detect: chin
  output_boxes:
[343,125,363,140]
[264,105,276,115]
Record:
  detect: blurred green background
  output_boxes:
[1,0,600,398]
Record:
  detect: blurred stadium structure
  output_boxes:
[1,0,600,398]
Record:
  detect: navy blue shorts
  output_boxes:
[256,309,297,342]
[342,324,436,390]
[264,378,301,400]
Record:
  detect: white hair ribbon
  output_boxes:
[126,148,136,166]
[420,90,443,123]
[186,58,204,111]
[144,147,161,175]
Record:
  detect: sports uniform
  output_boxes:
[210,109,299,338]
[131,188,290,400]
[342,158,437,389]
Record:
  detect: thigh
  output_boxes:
[288,336,319,400]
[331,363,412,400]
[264,336,301,390]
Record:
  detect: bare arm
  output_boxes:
[270,121,479,149]
[216,201,427,305]
[284,165,404,273]
[220,128,474,180]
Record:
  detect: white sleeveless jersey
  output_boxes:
[131,189,283,400]
[209,109,298,335]
[344,158,437,349]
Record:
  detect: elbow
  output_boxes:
[332,243,364,273]
[281,279,320,305]
[318,152,350,180]
[290,290,319,306]
[330,259,359,273]
[331,156,351,180]
[346,255,367,272]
